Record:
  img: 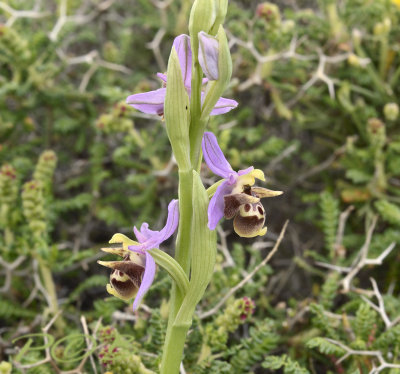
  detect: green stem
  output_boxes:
[379,35,389,80]
[189,63,205,168]
[37,257,65,331]
[160,322,191,374]
[160,170,193,374]
[354,44,392,97]
[161,33,205,374]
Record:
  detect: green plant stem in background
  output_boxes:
[36,256,65,332]
[379,32,389,80]
[354,44,393,97]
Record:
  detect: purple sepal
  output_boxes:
[208,180,233,230]
[157,72,167,84]
[126,88,166,115]
[238,167,254,176]
[127,199,179,310]
[132,251,156,311]
[202,132,255,230]
[210,97,238,116]
[202,132,234,178]
[173,34,192,88]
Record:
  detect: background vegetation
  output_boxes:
[1,0,400,373]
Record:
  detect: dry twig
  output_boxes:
[199,220,288,319]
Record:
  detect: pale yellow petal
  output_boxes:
[109,233,139,251]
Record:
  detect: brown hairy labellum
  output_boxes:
[224,185,282,238]
[98,247,145,301]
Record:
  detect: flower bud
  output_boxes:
[281,19,295,33]
[189,0,216,55]
[216,297,255,330]
[348,53,360,67]
[367,118,386,148]
[210,0,228,35]
[198,32,219,80]
[256,2,281,27]
[0,164,18,206]
[383,102,399,121]
[238,296,256,321]
[98,326,117,344]
[383,18,392,33]
[374,19,391,36]
[0,361,12,374]
[96,102,134,134]
[200,26,232,119]
[33,150,57,187]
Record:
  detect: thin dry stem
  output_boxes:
[199,220,288,319]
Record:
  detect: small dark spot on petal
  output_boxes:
[118,271,124,277]
[257,206,264,215]
[244,204,251,212]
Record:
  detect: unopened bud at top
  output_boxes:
[210,0,228,35]
[189,0,216,55]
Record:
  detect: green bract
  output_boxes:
[165,48,191,171]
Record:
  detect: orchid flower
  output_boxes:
[98,200,179,310]
[202,132,282,237]
[126,34,237,116]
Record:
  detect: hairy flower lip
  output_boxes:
[98,200,179,310]
[202,131,282,236]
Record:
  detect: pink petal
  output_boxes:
[132,251,156,311]
[172,34,192,88]
[210,96,238,116]
[126,88,166,115]
[202,132,235,179]
[198,31,219,81]
[208,180,233,230]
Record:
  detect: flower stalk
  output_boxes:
[101,1,279,373]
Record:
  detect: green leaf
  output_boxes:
[175,171,216,325]
[148,248,189,296]
[306,337,345,355]
[165,45,191,171]
[375,200,400,226]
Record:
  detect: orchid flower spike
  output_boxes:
[126,34,237,116]
[202,132,282,237]
[98,200,179,310]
